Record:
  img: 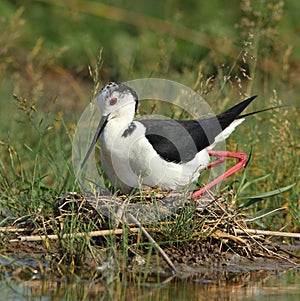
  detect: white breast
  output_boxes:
[100,120,210,192]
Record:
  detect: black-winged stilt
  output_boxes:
[81,82,268,197]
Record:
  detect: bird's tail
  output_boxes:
[217,95,284,130]
[238,105,284,118]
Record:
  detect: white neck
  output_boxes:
[107,102,135,122]
[100,104,135,149]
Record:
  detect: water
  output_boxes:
[0,268,299,301]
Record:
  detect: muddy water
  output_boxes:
[0,268,299,301]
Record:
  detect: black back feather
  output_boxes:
[139,95,258,163]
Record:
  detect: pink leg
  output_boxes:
[191,150,248,198]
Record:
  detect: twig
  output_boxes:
[128,213,177,274]
[90,194,177,274]
[9,227,145,242]
[234,228,300,238]
[213,229,248,245]
[244,207,287,222]
[0,227,27,233]
[274,245,300,260]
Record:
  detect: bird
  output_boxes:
[81,82,270,194]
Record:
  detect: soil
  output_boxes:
[1,238,298,284]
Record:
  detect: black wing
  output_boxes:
[138,96,257,163]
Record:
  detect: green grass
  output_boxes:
[0,0,299,277]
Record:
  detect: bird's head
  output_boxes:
[81,82,138,169]
[98,82,138,119]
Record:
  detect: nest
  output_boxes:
[2,190,299,275]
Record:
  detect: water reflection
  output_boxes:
[0,268,299,301]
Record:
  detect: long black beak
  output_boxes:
[81,115,109,169]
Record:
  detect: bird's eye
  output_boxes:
[109,98,118,106]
